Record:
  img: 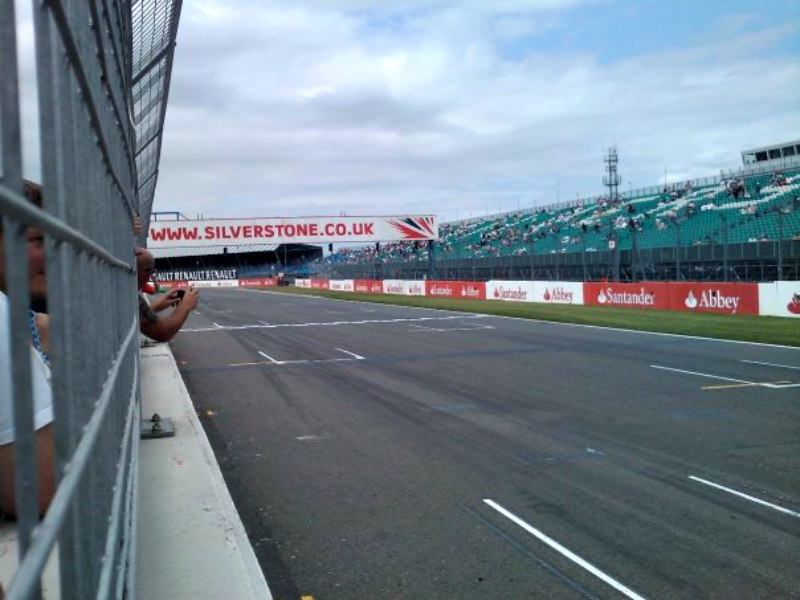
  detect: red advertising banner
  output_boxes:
[425,280,486,300]
[354,279,383,294]
[310,278,330,289]
[584,282,671,309]
[585,281,759,314]
[668,282,758,315]
[239,277,277,287]
[160,280,188,288]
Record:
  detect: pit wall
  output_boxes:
[293,278,800,318]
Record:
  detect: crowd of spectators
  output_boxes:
[314,170,799,268]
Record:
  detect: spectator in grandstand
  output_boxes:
[135,247,200,342]
[0,180,55,518]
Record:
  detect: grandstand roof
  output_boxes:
[132,0,182,242]
[151,243,280,259]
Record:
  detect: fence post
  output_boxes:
[720,213,728,281]
[427,240,435,279]
[581,233,587,281]
[777,207,784,280]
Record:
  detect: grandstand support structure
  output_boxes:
[603,147,622,200]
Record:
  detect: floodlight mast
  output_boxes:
[603,147,622,201]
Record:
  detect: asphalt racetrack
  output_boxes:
[171,288,800,600]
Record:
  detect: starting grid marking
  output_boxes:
[183,314,491,333]
[229,347,367,367]
[650,364,800,390]
[483,499,647,600]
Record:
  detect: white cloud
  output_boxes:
[110,2,800,220]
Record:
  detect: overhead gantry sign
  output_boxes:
[148,214,438,249]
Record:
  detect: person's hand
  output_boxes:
[131,212,142,236]
[177,287,200,312]
[150,290,183,313]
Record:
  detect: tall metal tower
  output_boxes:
[603,147,621,200]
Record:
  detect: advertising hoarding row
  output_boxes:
[296,278,799,318]
[156,277,797,319]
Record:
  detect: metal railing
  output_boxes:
[311,240,800,283]
[0,1,181,598]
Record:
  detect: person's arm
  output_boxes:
[0,424,55,517]
[148,290,182,313]
[139,288,199,343]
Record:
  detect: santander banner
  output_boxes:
[189,279,239,289]
[759,281,800,318]
[585,281,758,314]
[148,215,438,249]
[485,281,537,302]
[584,282,670,309]
[238,277,277,287]
[330,279,355,292]
[383,279,425,296]
[425,280,486,300]
[354,279,383,294]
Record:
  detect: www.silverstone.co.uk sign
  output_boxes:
[148,215,438,248]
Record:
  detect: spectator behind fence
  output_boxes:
[135,247,199,342]
[0,180,55,518]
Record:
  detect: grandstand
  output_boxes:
[317,157,800,283]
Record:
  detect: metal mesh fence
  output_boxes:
[313,240,800,283]
[0,1,181,598]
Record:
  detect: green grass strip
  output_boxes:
[254,286,800,347]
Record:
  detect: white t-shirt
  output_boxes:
[0,292,53,445]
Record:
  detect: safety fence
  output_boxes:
[293,278,800,319]
[313,239,800,284]
[0,1,181,599]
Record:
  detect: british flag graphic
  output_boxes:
[387,216,437,240]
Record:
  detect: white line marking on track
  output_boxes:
[409,324,495,332]
[740,359,800,371]
[212,322,223,328]
[258,351,281,364]
[238,287,800,349]
[688,476,800,519]
[182,314,488,332]
[651,365,800,389]
[483,499,647,600]
[650,364,752,384]
[335,348,365,360]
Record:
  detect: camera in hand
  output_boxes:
[174,289,186,299]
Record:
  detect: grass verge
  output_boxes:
[250,286,800,347]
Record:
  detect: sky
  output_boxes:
[15,0,800,223]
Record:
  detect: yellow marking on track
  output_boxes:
[226,360,272,367]
[701,381,791,390]
[301,596,314,600]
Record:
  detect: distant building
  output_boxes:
[741,140,800,169]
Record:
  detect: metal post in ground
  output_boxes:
[428,240,435,279]
[777,207,784,280]
[581,232,587,281]
[674,220,681,280]
[720,213,728,281]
